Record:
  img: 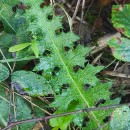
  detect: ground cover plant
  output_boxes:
[0,0,130,130]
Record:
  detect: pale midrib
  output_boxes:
[36,10,101,127]
[48,33,100,126]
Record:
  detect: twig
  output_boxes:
[0,84,52,116]
[0,49,12,71]
[86,0,94,15]
[0,96,15,107]
[72,0,82,22]
[0,56,37,63]
[113,61,120,71]
[14,92,52,115]
[65,3,88,24]
[105,59,116,69]
[79,0,86,36]
[75,16,87,24]
[2,103,130,130]
[81,0,85,22]
[92,53,103,65]
[103,71,130,78]
[90,32,121,55]
[95,122,109,130]
[0,49,13,126]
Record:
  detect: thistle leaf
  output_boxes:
[18,0,120,129]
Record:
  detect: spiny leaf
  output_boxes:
[50,82,119,129]
[50,101,78,130]
[20,0,120,129]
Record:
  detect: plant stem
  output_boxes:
[0,56,38,63]
[2,103,130,130]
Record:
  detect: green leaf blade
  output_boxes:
[0,86,35,129]
[110,105,130,130]
[31,40,39,58]
[11,70,52,96]
[108,37,130,62]
[20,1,120,129]
[9,43,31,52]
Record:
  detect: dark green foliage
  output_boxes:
[12,70,51,96]
[0,0,25,34]
[11,0,119,129]
[0,63,9,82]
[108,4,130,129]
[0,0,122,129]
[0,86,35,129]
[0,0,30,59]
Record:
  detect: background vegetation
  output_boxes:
[0,0,130,130]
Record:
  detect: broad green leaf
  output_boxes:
[112,4,130,37]
[0,33,15,59]
[0,0,31,61]
[31,98,46,117]
[109,4,130,62]
[50,83,120,130]
[50,101,78,130]
[0,63,9,82]
[15,96,35,129]
[21,0,120,129]
[31,40,39,58]
[9,43,31,52]
[0,113,7,127]
[11,70,52,96]
[0,85,34,129]
[110,105,130,130]
[108,37,130,62]
[0,0,21,33]
[0,86,9,127]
